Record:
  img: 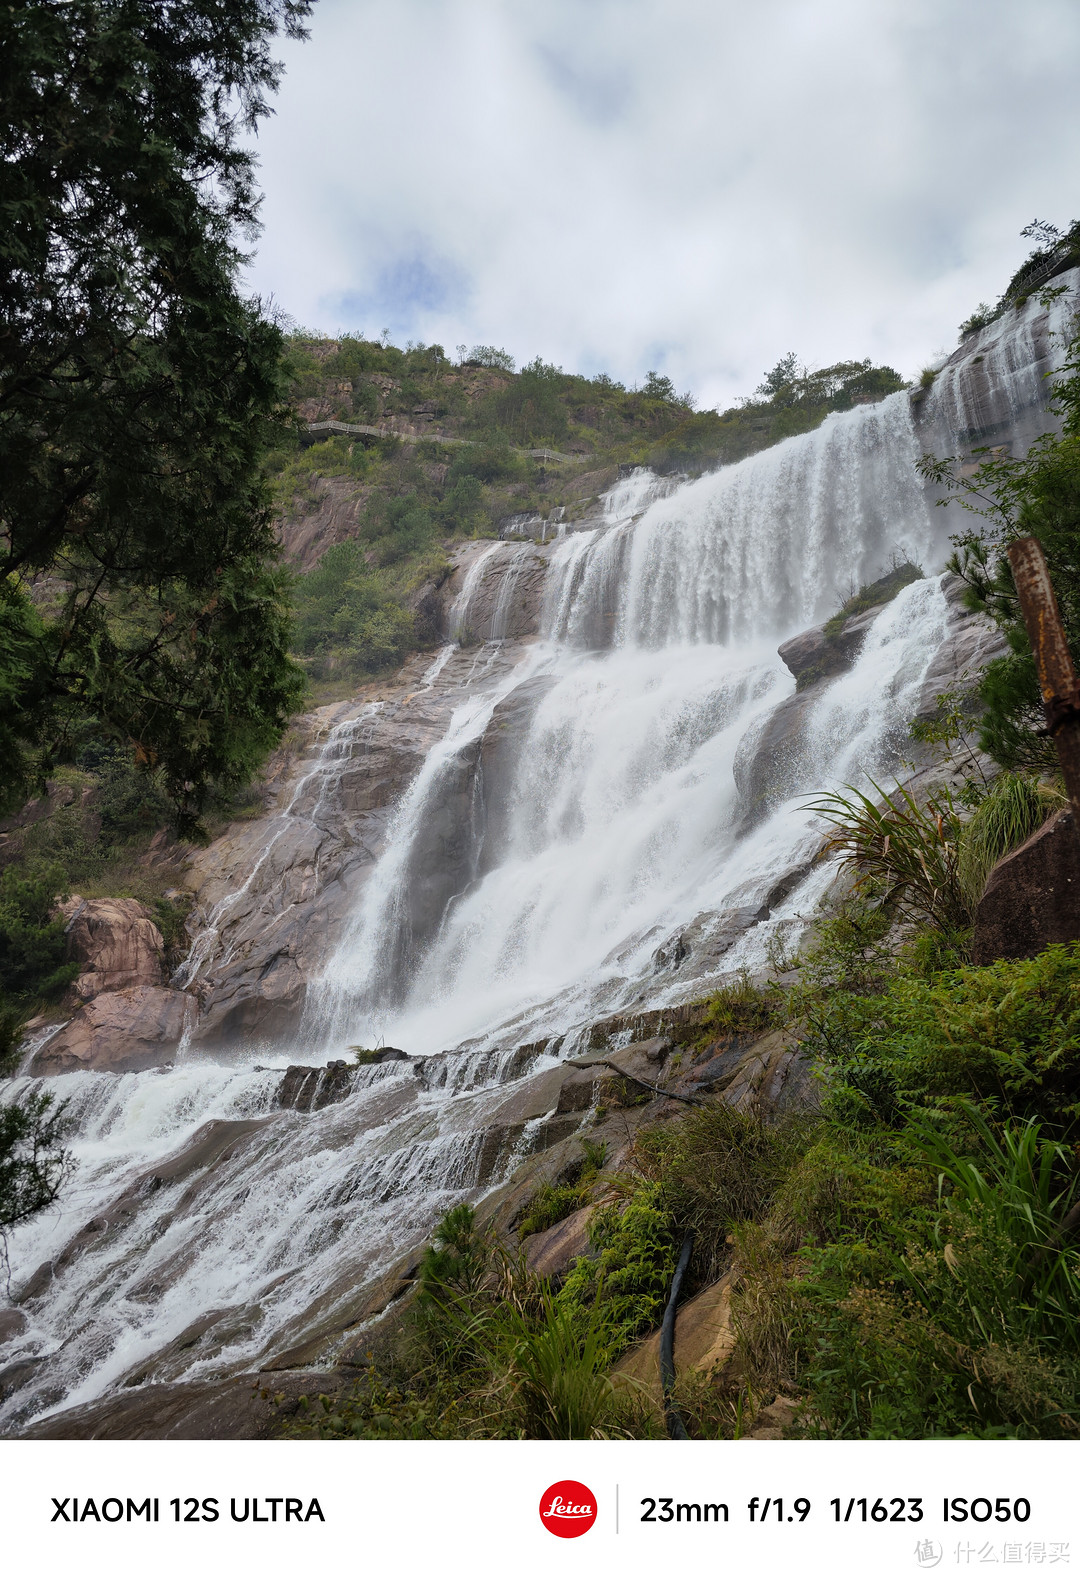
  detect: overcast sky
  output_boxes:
[245,0,1080,411]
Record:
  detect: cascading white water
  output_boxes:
[1,289,1074,1430]
[311,387,943,1053]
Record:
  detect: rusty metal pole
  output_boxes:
[1007,536,1080,838]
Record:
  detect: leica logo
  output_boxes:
[544,1498,592,1518]
[539,1481,597,1537]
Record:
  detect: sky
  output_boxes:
[244,0,1080,412]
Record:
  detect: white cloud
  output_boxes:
[245,0,1080,408]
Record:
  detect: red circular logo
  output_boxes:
[539,1480,597,1538]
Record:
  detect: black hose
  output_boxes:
[660,1231,695,1440]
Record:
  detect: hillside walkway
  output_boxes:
[305,419,576,463]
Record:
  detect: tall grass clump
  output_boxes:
[957,772,1064,908]
[807,780,970,932]
[634,1104,812,1280]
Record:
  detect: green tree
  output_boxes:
[494,358,568,445]
[642,369,677,403]
[0,862,77,1002]
[0,1094,74,1238]
[0,0,311,831]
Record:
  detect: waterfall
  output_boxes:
[1,280,1075,1430]
[309,385,943,1055]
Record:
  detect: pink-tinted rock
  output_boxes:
[60,896,165,1002]
[30,985,195,1076]
[972,808,1080,965]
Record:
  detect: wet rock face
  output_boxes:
[16,1369,342,1441]
[392,735,485,970]
[60,897,166,1003]
[447,545,549,644]
[180,659,462,1051]
[29,985,196,1076]
[972,808,1080,964]
[276,1054,412,1112]
[735,575,1007,830]
[777,606,880,690]
[477,673,557,871]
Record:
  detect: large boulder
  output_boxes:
[29,984,196,1076]
[972,808,1080,965]
[60,896,165,1002]
[523,1205,595,1279]
[191,949,308,1046]
[776,605,881,689]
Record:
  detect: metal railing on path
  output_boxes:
[305,418,577,464]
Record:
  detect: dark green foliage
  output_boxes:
[468,346,515,371]
[807,779,970,932]
[518,1182,587,1239]
[756,356,907,414]
[0,0,310,829]
[647,358,905,475]
[816,945,1080,1133]
[679,902,1080,1439]
[557,1184,677,1360]
[0,1092,74,1234]
[290,540,422,678]
[793,1106,1080,1438]
[956,772,1061,906]
[417,1203,490,1308]
[517,1139,611,1238]
[493,358,569,446]
[74,738,170,846]
[0,862,76,1001]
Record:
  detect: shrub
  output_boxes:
[0,862,76,1000]
[291,540,419,677]
[504,1291,635,1439]
[821,562,923,640]
[635,1104,811,1279]
[518,1182,583,1239]
[958,303,997,341]
[557,1183,676,1361]
[517,1139,611,1239]
[807,780,971,932]
[697,970,778,1038]
[814,944,1080,1133]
